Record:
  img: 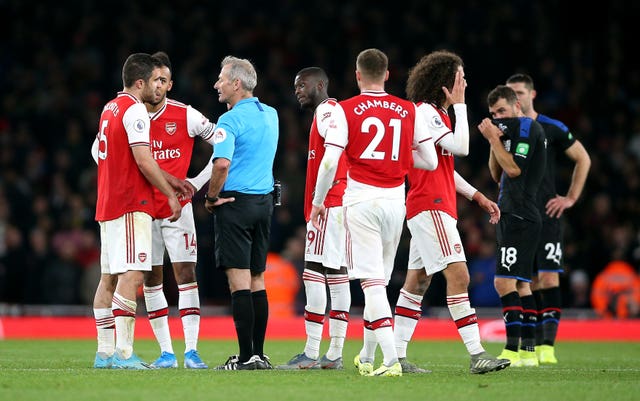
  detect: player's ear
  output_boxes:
[167,80,173,92]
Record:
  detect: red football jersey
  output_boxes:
[328,91,417,188]
[303,98,347,222]
[95,92,155,221]
[406,104,457,220]
[149,99,214,219]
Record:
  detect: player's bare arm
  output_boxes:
[204,157,235,213]
[478,118,520,178]
[472,191,500,224]
[132,145,182,222]
[310,144,341,230]
[309,203,327,232]
[546,140,591,218]
[454,170,500,224]
[488,150,502,183]
[162,171,195,201]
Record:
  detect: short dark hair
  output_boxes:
[152,51,172,72]
[296,67,329,85]
[122,53,158,88]
[487,85,518,107]
[356,48,388,81]
[506,73,534,90]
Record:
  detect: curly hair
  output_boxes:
[406,50,463,107]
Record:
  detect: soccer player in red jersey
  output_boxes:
[309,48,437,377]
[278,67,350,370]
[92,53,182,369]
[141,51,216,369]
[394,50,510,374]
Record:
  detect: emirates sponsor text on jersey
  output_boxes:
[152,140,182,160]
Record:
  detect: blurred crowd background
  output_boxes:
[1,1,639,317]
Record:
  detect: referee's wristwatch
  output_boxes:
[204,194,219,203]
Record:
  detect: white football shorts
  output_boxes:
[99,211,152,274]
[407,209,466,275]
[343,198,405,282]
[304,206,346,269]
[151,202,197,265]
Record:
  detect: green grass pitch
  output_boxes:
[1,339,638,401]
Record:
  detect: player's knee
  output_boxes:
[404,270,429,294]
[539,273,559,288]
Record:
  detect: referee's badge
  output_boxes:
[165,122,177,135]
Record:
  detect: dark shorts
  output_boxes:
[213,191,274,272]
[495,213,542,282]
[533,217,564,274]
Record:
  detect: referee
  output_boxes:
[205,56,279,371]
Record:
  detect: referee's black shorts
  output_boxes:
[213,191,274,272]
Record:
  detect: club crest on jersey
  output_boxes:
[320,111,332,123]
[134,119,146,133]
[138,252,147,262]
[213,128,227,144]
[454,243,462,253]
[165,122,177,135]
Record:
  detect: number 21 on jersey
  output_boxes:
[359,117,401,161]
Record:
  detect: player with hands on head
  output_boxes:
[506,73,591,364]
[478,85,547,368]
[393,50,509,374]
